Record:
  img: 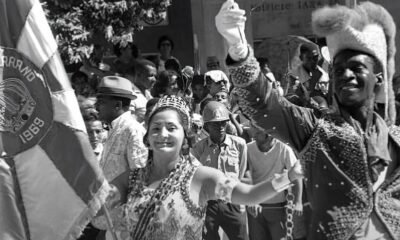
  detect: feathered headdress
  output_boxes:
[312,2,396,125]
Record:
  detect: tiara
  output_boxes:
[151,95,191,129]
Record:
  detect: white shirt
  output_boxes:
[130,83,152,123]
[247,140,298,204]
[289,65,329,90]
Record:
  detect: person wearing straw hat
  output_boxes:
[95,76,148,182]
[216,0,400,239]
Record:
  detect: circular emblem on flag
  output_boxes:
[0,47,53,156]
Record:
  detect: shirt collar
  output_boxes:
[207,135,231,147]
[94,143,103,154]
[110,111,131,129]
[132,82,153,100]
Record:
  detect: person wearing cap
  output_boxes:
[205,69,231,97]
[95,76,148,183]
[213,89,244,137]
[192,101,248,240]
[216,1,400,239]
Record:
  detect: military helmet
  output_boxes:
[202,101,230,123]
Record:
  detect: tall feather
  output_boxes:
[360,2,397,125]
[312,5,365,37]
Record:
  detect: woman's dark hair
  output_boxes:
[144,97,160,124]
[157,35,174,50]
[151,71,176,97]
[165,58,181,73]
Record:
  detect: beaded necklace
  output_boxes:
[127,157,187,240]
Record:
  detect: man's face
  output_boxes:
[254,131,274,147]
[95,96,117,123]
[209,80,228,96]
[86,120,104,148]
[192,84,205,99]
[165,75,179,95]
[301,50,319,71]
[138,65,157,90]
[159,40,172,56]
[214,91,229,106]
[205,120,228,143]
[332,50,380,108]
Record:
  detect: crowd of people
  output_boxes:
[71,1,400,240]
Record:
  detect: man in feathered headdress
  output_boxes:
[215,0,400,239]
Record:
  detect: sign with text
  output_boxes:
[250,0,345,39]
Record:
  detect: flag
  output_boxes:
[0,0,111,240]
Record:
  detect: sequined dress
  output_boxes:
[94,160,206,240]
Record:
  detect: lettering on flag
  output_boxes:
[0,47,52,155]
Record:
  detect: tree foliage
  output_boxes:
[42,0,171,64]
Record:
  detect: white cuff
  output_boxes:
[271,171,291,192]
[228,43,248,61]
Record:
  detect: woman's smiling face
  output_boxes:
[148,109,185,156]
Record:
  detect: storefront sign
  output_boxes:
[251,0,345,39]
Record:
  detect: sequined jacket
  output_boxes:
[227,48,400,240]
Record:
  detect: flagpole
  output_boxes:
[193,34,200,74]
[346,0,357,8]
[102,204,119,240]
[4,156,31,240]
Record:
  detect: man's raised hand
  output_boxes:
[215,0,247,48]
